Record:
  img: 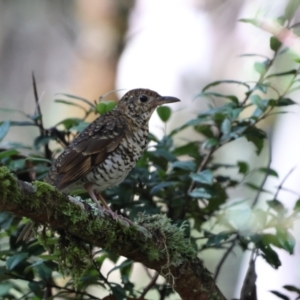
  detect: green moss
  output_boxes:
[0,167,21,203]
[33,181,56,194]
[55,233,92,285]
[137,214,196,266]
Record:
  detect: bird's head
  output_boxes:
[117,88,180,122]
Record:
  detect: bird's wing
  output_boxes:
[47,113,126,190]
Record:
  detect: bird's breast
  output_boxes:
[84,127,148,192]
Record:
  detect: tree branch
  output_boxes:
[0,166,226,300]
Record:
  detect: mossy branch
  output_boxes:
[0,166,226,300]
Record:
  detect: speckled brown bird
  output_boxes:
[45,88,180,213]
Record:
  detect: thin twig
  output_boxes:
[139,272,159,299]
[32,72,44,135]
[91,258,112,288]
[214,235,238,281]
[251,138,272,208]
[159,284,168,300]
[6,272,100,299]
[274,167,296,200]
[143,265,154,279]
[240,33,281,107]
[281,65,300,97]
[187,148,215,194]
[32,72,52,160]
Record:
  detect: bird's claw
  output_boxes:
[102,208,134,226]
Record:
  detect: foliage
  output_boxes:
[1,5,300,300]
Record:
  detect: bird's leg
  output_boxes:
[84,183,103,211]
[94,191,120,220]
[94,191,111,210]
[84,184,133,224]
[84,184,117,219]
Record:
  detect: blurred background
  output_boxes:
[1,0,300,299]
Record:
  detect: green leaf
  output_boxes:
[202,80,250,92]
[254,61,268,75]
[194,125,215,138]
[0,212,14,229]
[6,253,28,270]
[111,283,127,300]
[257,240,281,268]
[56,117,82,130]
[28,281,43,298]
[198,102,237,117]
[239,18,258,26]
[266,70,297,79]
[70,121,89,132]
[157,106,172,122]
[0,121,10,142]
[293,199,300,211]
[237,161,249,174]
[240,53,270,59]
[201,138,218,150]
[190,170,214,185]
[245,183,272,194]
[243,127,266,155]
[96,101,117,114]
[151,148,177,162]
[277,16,287,25]
[107,259,133,278]
[228,107,244,120]
[221,118,231,135]
[288,85,300,94]
[251,107,264,119]
[150,181,177,195]
[283,285,300,294]
[196,92,239,104]
[258,167,278,177]
[0,107,27,114]
[171,161,196,171]
[54,99,87,112]
[255,83,270,94]
[0,149,19,160]
[10,121,36,126]
[267,199,285,213]
[189,187,212,199]
[0,282,13,296]
[34,136,54,149]
[250,94,267,110]
[172,142,200,158]
[34,262,53,281]
[56,93,95,108]
[277,98,296,106]
[205,232,231,247]
[270,36,282,52]
[9,158,26,170]
[270,291,290,300]
[25,157,52,164]
[277,229,295,254]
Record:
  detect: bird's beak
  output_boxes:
[153,96,181,107]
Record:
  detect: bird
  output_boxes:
[45,88,180,215]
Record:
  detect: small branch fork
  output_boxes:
[31,73,52,161]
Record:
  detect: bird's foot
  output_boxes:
[103,208,134,226]
[103,208,118,220]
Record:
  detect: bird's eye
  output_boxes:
[139,95,148,103]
